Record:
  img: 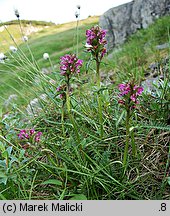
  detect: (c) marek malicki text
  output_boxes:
[51,203,83,212]
[19,202,83,212]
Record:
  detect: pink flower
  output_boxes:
[86,26,107,46]
[24,133,30,139]
[118,84,126,91]
[59,94,64,99]
[130,94,136,102]
[86,26,107,60]
[60,54,83,76]
[101,48,107,58]
[118,83,131,96]
[56,84,72,100]
[18,129,29,140]
[35,131,43,142]
[18,129,42,143]
[18,133,24,140]
[118,100,125,105]
[30,129,35,135]
[136,87,144,95]
[35,136,40,142]
[56,86,62,92]
[37,132,42,136]
[20,129,26,134]
[118,83,143,108]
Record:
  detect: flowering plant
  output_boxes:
[18,129,43,147]
[59,54,83,99]
[85,26,107,138]
[117,82,143,169]
[85,25,107,61]
[56,84,71,101]
[58,54,83,141]
[118,83,143,109]
[60,54,83,77]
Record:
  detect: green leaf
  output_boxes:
[41,179,62,186]
[0,160,6,168]
[69,194,87,200]
[167,177,170,186]
[0,193,7,200]
[0,142,5,152]
[0,173,7,178]
[0,173,8,185]
[116,110,125,127]
[2,151,8,159]
[6,146,13,156]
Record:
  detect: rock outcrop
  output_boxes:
[99,0,170,51]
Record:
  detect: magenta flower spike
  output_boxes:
[60,54,83,76]
[18,129,43,143]
[30,129,35,135]
[35,131,43,142]
[85,25,107,61]
[118,83,143,108]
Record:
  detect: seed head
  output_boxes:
[43,53,49,60]
[14,9,20,19]
[77,5,81,10]
[22,36,28,42]
[9,45,17,53]
[75,11,79,19]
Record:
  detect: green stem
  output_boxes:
[49,56,55,74]
[18,18,40,71]
[66,76,71,113]
[130,125,137,157]
[66,84,80,143]
[76,19,79,57]
[97,94,103,138]
[123,109,130,169]
[96,60,103,138]
[61,105,65,138]
[96,60,100,88]
[69,114,80,144]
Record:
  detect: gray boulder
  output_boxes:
[99,0,170,51]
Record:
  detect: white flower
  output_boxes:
[0,53,7,63]
[9,45,17,53]
[43,53,49,60]
[0,52,6,60]
[22,36,28,42]
[85,43,92,48]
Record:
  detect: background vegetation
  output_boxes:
[0,14,169,200]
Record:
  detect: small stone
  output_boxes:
[3,94,18,108]
[156,43,169,50]
[41,68,50,74]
